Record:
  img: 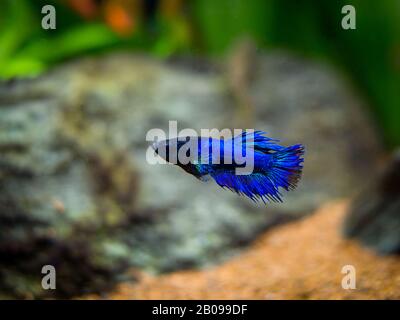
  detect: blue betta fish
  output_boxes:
[152,131,304,203]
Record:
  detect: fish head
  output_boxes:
[152,136,197,164]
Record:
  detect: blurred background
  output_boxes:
[1,0,399,145]
[0,0,399,299]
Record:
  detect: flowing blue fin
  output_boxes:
[210,144,304,203]
[210,172,284,203]
[232,130,285,152]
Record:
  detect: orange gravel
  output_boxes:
[96,201,400,299]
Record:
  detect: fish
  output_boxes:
[151,131,304,203]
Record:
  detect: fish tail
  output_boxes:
[209,144,305,203]
[268,144,305,192]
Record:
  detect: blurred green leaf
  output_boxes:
[0,57,45,78]
[152,17,191,57]
[0,0,37,68]
[191,0,273,53]
[17,23,120,63]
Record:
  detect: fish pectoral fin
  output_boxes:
[198,174,211,182]
[210,171,283,203]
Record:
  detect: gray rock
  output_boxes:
[343,151,400,254]
[0,51,382,298]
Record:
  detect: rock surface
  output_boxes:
[0,51,382,298]
[343,151,400,254]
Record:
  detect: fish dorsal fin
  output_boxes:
[232,130,284,153]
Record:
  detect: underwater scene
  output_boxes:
[0,0,399,300]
